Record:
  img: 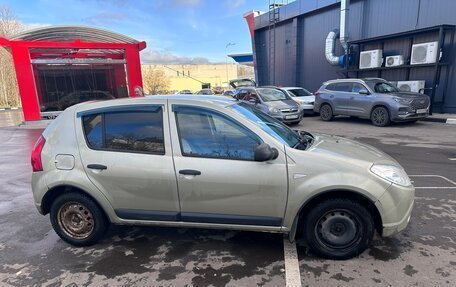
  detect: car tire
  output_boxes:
[319,104,333,121]
[370,106,390,127]
[302,198,375,260]
[50,192,109,246]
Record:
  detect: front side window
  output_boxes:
[352,83,368,93]
[82,108,165,154]
[175,107,262,160]
[366,81,400,93]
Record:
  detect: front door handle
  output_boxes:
[179,169,201,176]
[87,164,107,170]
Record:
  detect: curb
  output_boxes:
[421,117,456,124]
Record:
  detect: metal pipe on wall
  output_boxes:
[325,0,350,66]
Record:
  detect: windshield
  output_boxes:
[366,81,400,93]
[287,88,312,97]
[256,88,290,102]
[229,102,301,147]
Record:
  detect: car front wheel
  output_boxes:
[50,192,109,246]
[319,104,333,121]
[371,106,390,127]
[302,198,375,260]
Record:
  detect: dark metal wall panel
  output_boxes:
[297,8,342,91]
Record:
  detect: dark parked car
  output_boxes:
[235,86,303,125]
[314,78,430,126]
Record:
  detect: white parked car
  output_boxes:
[281,87,315,114]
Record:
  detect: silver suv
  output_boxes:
[31,95,414,259]
[314,78,430,126]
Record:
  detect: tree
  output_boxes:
[0,6,22,107]
[142,65,170,95]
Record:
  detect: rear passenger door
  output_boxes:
[75,103,180,221]
[326,82,353,115]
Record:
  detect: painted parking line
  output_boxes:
[283,238,302,287]
[449,158,456,161]
[409,174,456,189]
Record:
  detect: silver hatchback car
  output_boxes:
[314,78,430,126]
[31,95,414,259]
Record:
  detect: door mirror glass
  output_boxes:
[359,89,370,95]
[254,143,279,162]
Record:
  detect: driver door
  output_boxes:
[169,104,288,227]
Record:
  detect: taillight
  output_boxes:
[31,135,46,172]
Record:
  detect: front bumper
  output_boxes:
[391,105,429,122]
[271,112,303,123]
[376,183,415,237]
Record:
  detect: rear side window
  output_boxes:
[82,108,165,154]
[326,83,353,92]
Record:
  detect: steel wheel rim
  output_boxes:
[314,209,361,249]
[57,201,94,239]
[372,108,386,125]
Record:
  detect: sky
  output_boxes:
[2,0,270,64]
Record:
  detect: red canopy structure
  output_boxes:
[0,26,146,121]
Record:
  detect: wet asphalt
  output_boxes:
[0,113,455,287]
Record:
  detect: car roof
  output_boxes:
[323,78,386,85]
[72,95,237,112]
[281,87,304,90]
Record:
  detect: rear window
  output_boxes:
[82,109,165,154]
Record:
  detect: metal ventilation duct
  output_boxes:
[340,0,350,51]
[325,29,341,66]
[11,25,139,44]
[325,0,349,66]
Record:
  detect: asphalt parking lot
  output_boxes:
[0,113,455,287]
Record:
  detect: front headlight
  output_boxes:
[370,164,412,187]
[393,97,412,105]
[269,107,280,113]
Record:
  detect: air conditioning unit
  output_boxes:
[397,80,425,93]
[359,49,383,69]
[411,41,439,65]
[385,55,404,67]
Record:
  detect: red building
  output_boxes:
[0,26,146,121]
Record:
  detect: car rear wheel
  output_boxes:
[302,198,374,260]
[371,106,390,127]
[50,192,109,246]
[319,104,333,121]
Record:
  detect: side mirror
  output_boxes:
[359,89,370,95]
[254,143,279,162]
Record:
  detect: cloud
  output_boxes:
[225,0,245,10]
[140,49,213,64]
[82,12,126,25]
[171,0,201,6]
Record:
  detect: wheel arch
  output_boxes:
[370,104,391,116]
[42,184,110,222]
[289,189,382,241]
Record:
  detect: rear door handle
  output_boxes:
[87,164,107,170]
[179,169,201,176]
